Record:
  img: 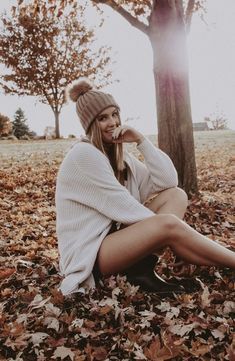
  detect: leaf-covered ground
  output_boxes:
[0,131,234,361]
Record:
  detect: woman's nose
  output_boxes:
[108,116,117,126]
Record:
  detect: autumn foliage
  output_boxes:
[0,1,112,138]
[0,113,12,137]
[0,131,234,360]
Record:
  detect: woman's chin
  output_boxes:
[102,135,114,144]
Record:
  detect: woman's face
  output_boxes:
[96,106,120,144]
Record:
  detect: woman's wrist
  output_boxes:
[136,135,145,145]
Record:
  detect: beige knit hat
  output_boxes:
[67,79,120,133]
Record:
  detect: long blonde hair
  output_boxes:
[86,117,126,185]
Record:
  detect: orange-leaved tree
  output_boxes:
[0,1,112,138]
[0,113,12,137]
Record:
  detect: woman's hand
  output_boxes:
[112,125,145,144]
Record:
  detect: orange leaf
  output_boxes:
[0,268,15,279]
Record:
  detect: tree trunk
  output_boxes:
[149,0,198,195]
[54,110,60,139]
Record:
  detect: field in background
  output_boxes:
[0,130,234,166]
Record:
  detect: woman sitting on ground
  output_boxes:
[55,79,235,296]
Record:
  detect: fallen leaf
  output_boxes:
[53,346,75,360]
[43,317,60,332]
[29,294,51,310]
[169,322,198,337]
[0,268,15,279]
[201,286,211,308]
[211,329,225,341]
[31,332,49,345]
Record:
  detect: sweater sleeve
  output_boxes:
[133,138,178,203]
[67,143,154,224]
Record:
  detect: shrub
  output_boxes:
[0,113,12,136]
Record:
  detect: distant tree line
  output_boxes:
[0,108,36,139]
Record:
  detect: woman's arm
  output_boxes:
[58,142,154,224]
[135,137,178,201]
[111,125,178,202]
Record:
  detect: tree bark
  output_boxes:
[54,110,60,139]
[148,0,198,194]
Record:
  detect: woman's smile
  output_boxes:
[97,106,120,143]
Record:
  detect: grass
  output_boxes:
[0,129,234,167]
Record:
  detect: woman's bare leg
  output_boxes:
[146,187,188,219]
[146,187,188,264]
[96,214,235,276]
[146,188,233,266]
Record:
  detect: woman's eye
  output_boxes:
[113,112,118,117]
[98,117,106,122]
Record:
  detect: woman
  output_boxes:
[56,79,235,296]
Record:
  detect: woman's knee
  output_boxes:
[146,187,188,216]
[152,213,182,242]
[171,187,188,207]
[168,187,188,217]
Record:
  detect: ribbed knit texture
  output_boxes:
[76,90,120,133]
[55,138,178,295]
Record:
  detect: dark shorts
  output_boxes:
[93,221,120,282]
[93,261,102,282]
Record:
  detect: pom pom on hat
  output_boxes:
[67,79,93,102]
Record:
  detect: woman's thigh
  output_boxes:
[96,214,176,276]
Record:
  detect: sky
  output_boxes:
[0,0,235,137]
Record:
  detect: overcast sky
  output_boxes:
[0,0,235,136]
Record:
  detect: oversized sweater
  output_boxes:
[56,137,178,295]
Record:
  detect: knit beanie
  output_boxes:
[67,79,120,133]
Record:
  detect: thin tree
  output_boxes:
[0,1,112,138]
[204,114,228,130]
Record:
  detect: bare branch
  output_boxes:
[184,0,195,33]
[92,0,149,35]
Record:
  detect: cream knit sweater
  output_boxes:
[56,137,178,295]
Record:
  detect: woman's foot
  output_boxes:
[126,269,185,295]
[123,255,185,295]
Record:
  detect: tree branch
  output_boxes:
[92,0,149,35]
